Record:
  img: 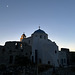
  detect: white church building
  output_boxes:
[20,28,59,67]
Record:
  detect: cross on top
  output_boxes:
[39,26,40,29]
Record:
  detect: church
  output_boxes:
[20,28,59,67]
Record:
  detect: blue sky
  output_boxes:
[0,0,75,51]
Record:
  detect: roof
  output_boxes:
[33,29,46,34]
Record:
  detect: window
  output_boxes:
[48,61,50,64]
[35,50,38,64]
[55,50,57,53]
[15,43,18,49]
[40,35,42,39]
[15,43,17,46]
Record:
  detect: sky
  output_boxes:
[0,0,75,51]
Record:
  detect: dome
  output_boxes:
[33,29,46,34]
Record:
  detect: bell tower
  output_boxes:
[20,33,26,41]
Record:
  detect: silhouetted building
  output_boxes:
[21,28,59,67]
[59,48,75,67]
[69,52,75,65]
[0,41,32,66]
[0,28,75,68]
[58,51,67,67]
[61,48,70,65]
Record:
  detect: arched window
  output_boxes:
[40,35,42,39]
[44,36,46,39]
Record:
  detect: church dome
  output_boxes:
[31,28,48,39]
[33,29,45,34]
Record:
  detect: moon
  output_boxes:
[6,5,8,7]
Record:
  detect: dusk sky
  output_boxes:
[0,0,75,51]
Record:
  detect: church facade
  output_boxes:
[20,28,59,67]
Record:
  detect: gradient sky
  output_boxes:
[0,0,75,51]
